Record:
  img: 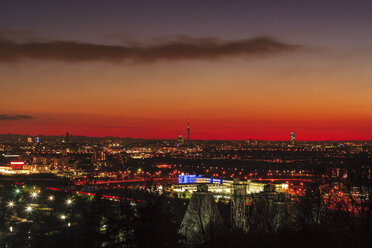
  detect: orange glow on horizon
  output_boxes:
[1,53,371,140]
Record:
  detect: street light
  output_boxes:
[49,195,54,201]
[25,205,32,213]
[66,199,73,206]
[60,214,66,220]
[31,192,38,199]
[7,201,15,208]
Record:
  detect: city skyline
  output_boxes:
[1,0,372,140]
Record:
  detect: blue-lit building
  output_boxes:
[178,174,227,185]
[179,174,198,184]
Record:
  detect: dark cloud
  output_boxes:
[0,114,34,121]
[0,36,300,63]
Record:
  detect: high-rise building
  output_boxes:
[66,132,69,143]
[290,132,296,143]
[187,121,190,142]
[178,135,185,145]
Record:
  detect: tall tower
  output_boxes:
[66,132,69,144]
[187,121,190,142]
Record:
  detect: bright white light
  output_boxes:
[60,215,66,220]
[25,206,32,213]
[10,226,13,232]
[8,201,14,208]
[31,192,38,198]
[66,199,73,205]
[49,195,54,201]
[67,222,71,227]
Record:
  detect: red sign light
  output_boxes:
[11,161,24,170]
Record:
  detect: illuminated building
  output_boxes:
[27,137,33,143]
[11,161,24,170]
[291,132,296,144]
[247,180,266,194]
[0,161,31,175]
[175,175,287,197]
[93,149,106,161]
[178,135,184,145]
[36,137,40,143]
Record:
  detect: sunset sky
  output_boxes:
[1,0,372,140]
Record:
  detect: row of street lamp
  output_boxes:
[7,190,73,213]
[3,188,75,237]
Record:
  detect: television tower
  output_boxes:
[187,121,190,142]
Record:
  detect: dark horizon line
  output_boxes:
[0,133,370,143]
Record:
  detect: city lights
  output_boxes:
[0,1,371,247]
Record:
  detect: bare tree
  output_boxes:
[246,190,288,233]
[288,184,330,232]
[323,153,372,243]
[179,185,224,246]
